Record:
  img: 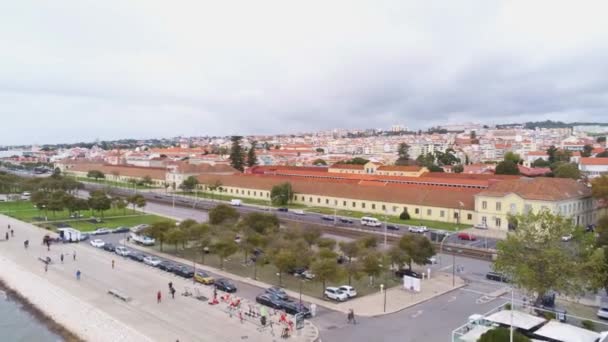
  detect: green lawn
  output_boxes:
[305,207,465,231]
[0,200,173,232]
[154,246,401,300]
[69,176,160,190]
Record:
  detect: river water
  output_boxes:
[0,290,62,342]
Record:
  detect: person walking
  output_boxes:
[24,240,29,249]
[157,290,162,303]
[5,232,8,240]
[73,251,76,261]
[44,263,48,273]
[168,282,173,291]
[112,259,115,269]
[170,286,176,299]
[76,270,81,280]
[60,253,64,263]
[10,229,14,237]
[347,309,357,324]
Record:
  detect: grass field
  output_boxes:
[0,200,173,232]
[69,176,160,190]
[156,245,401,300]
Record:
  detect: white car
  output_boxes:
[143,256,162,267]
[561,234,573,242]
[115,246,131,257]
[92,228,111,235]
[324,287,349,302]
[90,239,105,248]
[597,307,608,320]
[291,209,305,215]
[338,285,357,298]
[408,226,428,233]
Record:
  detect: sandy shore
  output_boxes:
[0,251,152,342]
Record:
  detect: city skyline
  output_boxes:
[2,0,608,145]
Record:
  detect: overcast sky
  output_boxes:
[1,1,607,145]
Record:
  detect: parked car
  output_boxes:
[339,217,354,224]
[597,307,608,320]
[265,286,289,301]
[321,215,334,221]
[457,232,477,241]
[128,252,146,262]
[486,272,509,283]
[112,226,130,234]
[215,278,237,293]
[194,271,215,285]
[256,293,285,309]
[92,228,111,235]
[386,224,400,231]
[131,224,149,233]
[143,255,162,267]
[115,246,131,256]
[158,260,178,272]
[79,233,90,241]
[90,239,105,248]
[281,302,311,318]
[277,207,288,212]
[338,285,357,298]
[230,199,242,206]
[395,269,422,279]
[425,256,438,265]
[408,226,428,233]
[324,287,348,301]
[291,209,305,215]
[102,243,116,252]
[173,265,194,278]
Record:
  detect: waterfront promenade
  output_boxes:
[0,215,315,342]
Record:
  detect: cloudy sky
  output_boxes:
[1,1,607,145]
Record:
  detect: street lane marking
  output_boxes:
[447,296,457,303]
[411,310,423,318]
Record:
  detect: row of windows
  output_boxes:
[226,188,269,198]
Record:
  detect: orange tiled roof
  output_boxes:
[69,163,166,180]
[377,165,423,172]
[477,177,590,201]
[580,157,608,166]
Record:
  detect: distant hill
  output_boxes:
[497,120,608,130]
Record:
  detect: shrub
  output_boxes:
[582,320,595,331]
[399,210,410,220]
[503,303,512,310]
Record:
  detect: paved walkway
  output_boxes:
[127,241,465,317]
[0,215,316,342]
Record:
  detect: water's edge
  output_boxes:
[0,278,84,342]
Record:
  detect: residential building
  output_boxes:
[579,157,608,178]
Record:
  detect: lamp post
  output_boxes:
[383,208,388,248]
[439,233,451,266]
[299,280,303,305]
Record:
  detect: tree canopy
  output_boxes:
[86,170,105,180]
[478,327,531,342]
[495,160,519,175]
[270,182,293,205]
[229,136,245,172]
[246,141,258,168]
[553,163,581,179]
[209,204,240,225]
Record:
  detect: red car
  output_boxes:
[457,232,477,241]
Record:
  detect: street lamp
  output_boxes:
[383,208,388,248]
[438,233,451,266]
[446,247,463,287]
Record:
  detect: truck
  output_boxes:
[129,232,156,246]
[56,227,83,242]
[230,199,242,206]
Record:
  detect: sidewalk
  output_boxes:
[127,241,465,317]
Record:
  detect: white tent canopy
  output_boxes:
[533,320,599,342]
[485,310,547,331]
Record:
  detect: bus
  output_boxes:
[361,217,382,227]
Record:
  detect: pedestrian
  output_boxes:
[60,253,64,263]
[24,240,29,249]
[73,251,76,261]
[157,290,162,303]
[112,259,115,269]
[347,309,357,325]
[44,264,48,273]
[76,270,81,280]
[171,287,176,299]
[47,242,50,251]
[168,282,173,291]
[8,224,10,229]
[5,232,8,240]
[213,288,217,298]
[10,229,14,237]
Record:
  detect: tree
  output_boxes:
[339,241,361,285]
[504,151,521,164]
[47,191,67,216]
[399,209,411,220]
[436,148,460,166]
[270,182,293,205]
[594,216,608,247]
[206,180,223,201]
[584,246,608,295]
[88,190,112,217]
[270,247,297,286]
[341,157,369,165]
[144,221,172,252]
[360,251,383,286]
[358,235,378,249]
[592,175,608,201]
[301,226,322,248]
[495,160,519,175]
[179,176,199,192]
[478,327,531,342]
[493,211,592,305]
[597,150,608,158]
[87,170,105,181]
[246,142,258,167]
[190,223,211,264]
[229,136,246,172]
[554,163,581,179]
[582,144,594,157]
[209,204,240,225]
[312,159,327,166]
[315,148,325,153]
[115,198,128,215]
[395,143,410,165]
[547,145,559,164]
[388,246,408,269]
[127,194,146,212]
[416,153,436,168]
[398,234,435,270]
[239,212,280,235]
[311,257,342,296]
[52,167,61,178]
[165,227,186,252]
[317,237,337,250]
[141,175,153,187]
[532,158,550,168]
[213,232,239,269]
[452,164,464,173]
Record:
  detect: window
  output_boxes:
[317,198,321,203]
[253,191,257,196]
[362,203,366,209]
[343,201,347,206]
[510,203,516,214]
[467,213,472,220]
[393,206,398,212]
[496,202,501,211]
[482,201,487,210]
[495,218,501,227]
[382,204,386,211]
[294,195,298,201]
[440,210,445,218]
[326,199,329,204]
[415,208,420,214]
[247,191,250,195]
[309,197,313,203]
[372,204,376,210]
[454,212,459,219]
[403,206,408,212]
[524,204,532,214]
[481,216,487,225]
[229,189,233,193]
[352,202,356,208]
[427,209,432,216]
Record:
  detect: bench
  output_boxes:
[107,289,131,302]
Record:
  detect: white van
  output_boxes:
[291,209,305,215]
[230,199,242,206]
[361,217,382,227]
[57,227,82,242]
